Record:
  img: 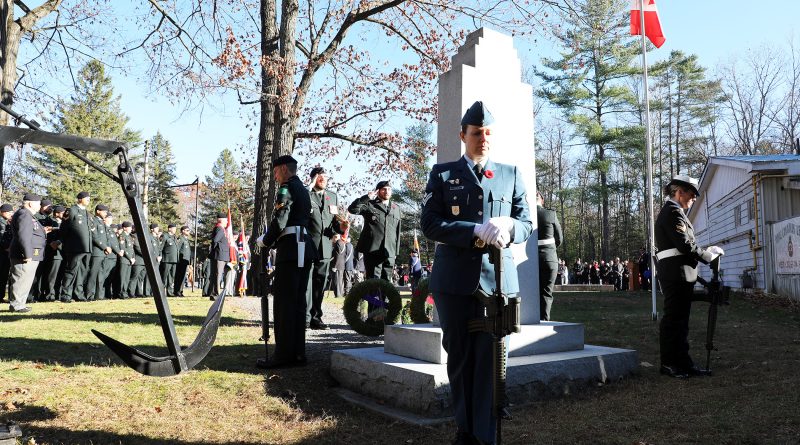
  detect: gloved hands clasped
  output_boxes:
[473,216,514,249]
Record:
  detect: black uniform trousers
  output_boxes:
[272,261,311,362]
[101,257,117,299]
[363,252,395,281]
[86,255,106,300]
[118,260,133,298]
[659,278,696,369]
[61,252,90,301]
[433,290,497,444]
[130,265,146,297]
[538,258,558,321]
[307,258,330,322]
[160,262,177,296]
[174,260,189,296]
[40,256,62,301]
[0,255,9,301]
[209,260,226,297]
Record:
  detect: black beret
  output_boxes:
[149,223,159,230]
[375,180,391,190]
[181,225,190,231]
[217,212,227,219]
[41,199,52,207]
[121,221,133,228]
[461,101,495,127]
[53,205,66,213]
[105,212,113,218]
[309,166,326,178]
[95,204,109,211]
[168,224,176,229]
[0,204,13,212]
[77,191,90,199]
[272,154,298,168]
[23,192,41,202]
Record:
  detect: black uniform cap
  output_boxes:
[23,192,41,202]
[181,225,190,231]
[309,166,326,178]
[461,100,495,127]
[667,174,700,197]
[168,224,176,229]
[95,204,109,211]
[53,205,66,213]
[41,199,52,207]
[105,212,113,218]
[0,204,13,212]
[77,191,90,199]
[217,212,227,219]
[272,155,298,168]
[149,223,159,230]
[121,221,133,228]
[375,180,391,190]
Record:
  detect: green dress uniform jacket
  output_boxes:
[118,232,135,298]
[347,194,402,280]
[306,188,344,324]
[174,234,192,296]
[40,217,63,300]
[86,215,110,299]
[160,233,178,296]
[59,205,94,301]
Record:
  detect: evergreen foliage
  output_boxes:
[145,132,181,227]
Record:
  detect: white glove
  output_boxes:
[487,216,515,232]
[493,230,511,249]
[483,217,514,245]
[473,223,484,238]
[256,233,266,247]
[700,245,724,263]
[707,246,725,257]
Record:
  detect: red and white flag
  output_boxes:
[225,209,237,262]
[630,0,665,48]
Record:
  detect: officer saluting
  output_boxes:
[348,180,402,280]
[256,155,318,369]
[655,175,723,378]
[421,101,533,444]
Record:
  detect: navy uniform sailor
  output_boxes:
[421,101,533,444]
[255,154,318,369]
[655,175,723,378]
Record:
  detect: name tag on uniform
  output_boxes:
[451,205,460,216]
[329,205,338,213]
[449,186,465,191]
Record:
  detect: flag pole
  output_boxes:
[638,0,658,320]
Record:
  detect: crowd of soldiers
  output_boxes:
[570,257,631,290]
[2,191,194,313]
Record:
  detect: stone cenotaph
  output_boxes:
[330,28,638,422]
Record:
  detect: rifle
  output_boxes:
[692,255,731,372]
[468,246,521,445]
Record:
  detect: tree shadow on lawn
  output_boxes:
[0,310,256,328]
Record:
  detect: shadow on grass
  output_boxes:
[0,310,257,328]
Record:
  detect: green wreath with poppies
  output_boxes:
[343,278,402,337]
[409,277,434,324]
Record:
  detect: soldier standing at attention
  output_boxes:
[420,101,533,444]
[60,191,94,302]
[117,221,136,299]
[306,166,347,330]
[101,215,123,300]
[536,190,562,321]
[130,227,146,297]
[160,224,179,296]
[255,155,317,369]
[209,213,231,299]
[348,180,402,281]
[655,175,723,379]
[175,226,192,296]
[86,204,112,300]
[0,203,15,303]
[7,193,47,312]
[40,205,65,301]
[30,199,53,301]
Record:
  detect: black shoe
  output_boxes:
[209,296,216,301]
[10,306,31,313]
[309,319,329,330]
[660,364,689,379]
[687,365,712,377]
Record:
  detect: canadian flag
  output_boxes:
[630,0,665,48]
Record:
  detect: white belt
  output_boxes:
[538,238,555,246]
[655,248,683,261]
[280,226,306,267]
[280,226,306,237]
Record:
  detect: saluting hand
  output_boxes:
[367,190,377,200]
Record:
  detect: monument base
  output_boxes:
[555,284,615,292]
[330,345,638,421]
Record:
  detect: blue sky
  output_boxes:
[113,1,800,185]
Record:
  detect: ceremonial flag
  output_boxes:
[225,209,237,262]
[630,0,665,48]
[413,229,420,252]
[237,217,250,293]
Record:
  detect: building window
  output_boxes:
[733,205,741,227]
[747,198,754,221]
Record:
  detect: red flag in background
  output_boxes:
[225,209,237,262]
[630,0,665,48]
[237,217,250,294]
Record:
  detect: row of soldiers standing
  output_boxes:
[2,191,194,312]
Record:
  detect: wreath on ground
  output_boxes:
[343,278,402,337]
[409,278,434,324]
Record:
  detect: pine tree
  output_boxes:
[34,60,140,213]
[537,0,639,260]
[146,132,181,227]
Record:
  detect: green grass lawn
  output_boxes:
[1,290,799,444]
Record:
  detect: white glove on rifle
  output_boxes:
[493,230,511,249]
[700,245,724,263]
[256,233,266,247]
[484,217,514,247]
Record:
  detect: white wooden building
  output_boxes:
[689,155,800,301]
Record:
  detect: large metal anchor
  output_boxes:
[0,104,225,376]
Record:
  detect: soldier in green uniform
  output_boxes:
[348,181,402,281]
[160,224,179,296]
[118,221,136,298]
[255,155,317,369]
[536,191,563,321]
[175,225,192,296]
[40,205,65,301]
[0,203,15,302]
[30,199,53,300]
[143,224,163,296]
[86,204,112,300]
[305,166,347,330]
[100,214,123,300]
[60,191,94,302]
[129,227,146,297]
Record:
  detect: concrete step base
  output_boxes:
[384,322,584,364]
[555,284,615,292]
[330,345,639,419]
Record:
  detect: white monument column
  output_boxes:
[437,27,541,324]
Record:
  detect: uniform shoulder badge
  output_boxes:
[676,222,686,233]
[422,192,433,207]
